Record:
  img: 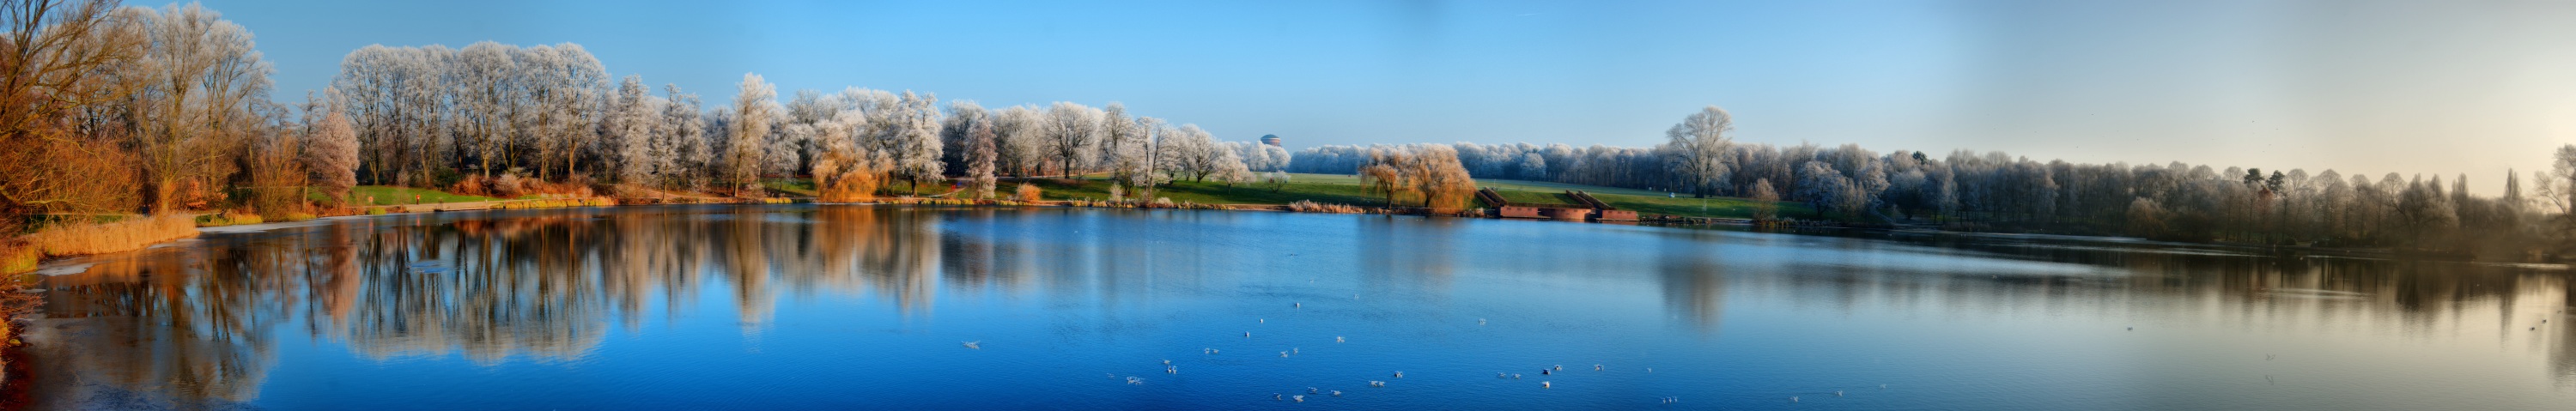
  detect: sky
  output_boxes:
[200,0,2576,195]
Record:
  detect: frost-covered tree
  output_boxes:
[1516,152,1547,180]
[519,44,607,180]
[451,41,517,177]
[939,101,989,174]
[993,106,1046,177]
[1665,106,1735,197]
[1160,124,1222,181]
[1796,161,1858,218]
[1233,142,1291,172]
[1124,117,1170,195]
[1042,101,1101,176]
[964,120,999,199]
[302,90,361,202]
[725,73,780,195]
[1099,103,1146,184]
[655,84,707,189]
[602,75,663,184]
[1749,178,1780,221]
[885,91,944,194]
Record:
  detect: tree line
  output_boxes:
[0,0,1286,233]
[1291,106,2573,257]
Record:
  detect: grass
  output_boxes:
[980,173,1801,220]
[194,212,264,227]
[762,178,818,197]
[340,185,502,206]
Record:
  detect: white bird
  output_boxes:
[1370,381,1387,387]
[1166,366,1176,374]
[1595,364,1603,371]
[1280,351,1290,358]
[1553,365,1563,371]
[1479,318,1488,325]
[1498,372,1508,378]
[1542,381,1552,389]
[1292,348,1299,354]
[961,341,981,349]
[1331,390,1343,396]
[1259,318,1265,323]
[1162,360,1171,365]
[1274,394,1283,401]
[1790,396,1799,402]
[1245,332,1252,338]
[1646,368,1653,372]
[1336,336,1346,343]
[1835,390,1844,396]
[1309,387,1319,394]
[1393,371,1403,378]
[1292,396,1304,402]
[1512,374,1522,379]
[1127,377,1144,385]
[1294,303,1302,308]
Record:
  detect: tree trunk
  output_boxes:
[153,177,177,215]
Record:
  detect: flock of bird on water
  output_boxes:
[956,299,1894,406]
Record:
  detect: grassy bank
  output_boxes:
[338,186,502,206]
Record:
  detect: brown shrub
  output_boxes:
[21,215,199,257]
[453,175,488,196]
[492,174,527,198]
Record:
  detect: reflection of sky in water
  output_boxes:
[18,205,2576,410]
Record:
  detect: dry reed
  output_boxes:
[20,215,200,257]
[1288,200,1366,214]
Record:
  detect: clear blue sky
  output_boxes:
[204,0,2576,194]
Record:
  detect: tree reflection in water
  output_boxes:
[22,205,948,408]
[9,206,2571,408]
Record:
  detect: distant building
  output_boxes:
[1261,135,1281,146]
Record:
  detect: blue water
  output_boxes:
[23,205,2576,409]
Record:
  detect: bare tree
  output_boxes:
[134,3,271,214]
[0,0,148,217]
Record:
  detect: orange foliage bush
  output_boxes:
[1015,183,1042,202]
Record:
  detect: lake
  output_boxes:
[19,205,2574,410]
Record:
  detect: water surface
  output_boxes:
[22,205,2576,409]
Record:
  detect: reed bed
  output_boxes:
[20,215,200,258]
[1288,200,1367,214]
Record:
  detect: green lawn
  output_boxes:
[337,186,501,206]
[762,179,819,197]
[996,173,1801,220]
